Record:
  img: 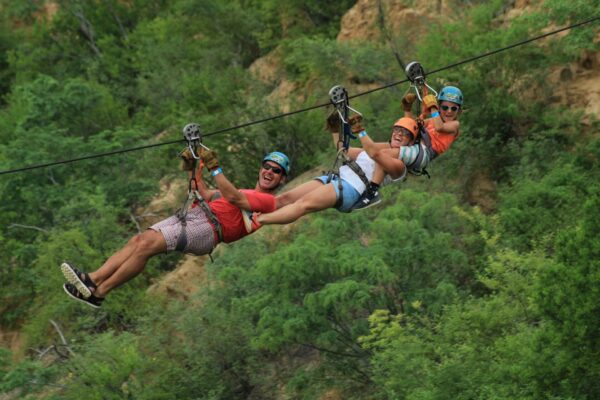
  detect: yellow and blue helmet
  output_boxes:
[438,86,463,106]
[263,151,291,175]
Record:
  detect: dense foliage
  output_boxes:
[1,0,599,399]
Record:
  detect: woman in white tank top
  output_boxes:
[245,113,417,229]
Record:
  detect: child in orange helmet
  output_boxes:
[353,85,463,209]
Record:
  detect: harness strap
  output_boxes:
[418,124,438,160]
[175,191,223,252]
[326,149,346,209]
[343,156,370,188]
[399,124,431,179]
[197,195,223,242]
[327,150,372,209]
[175,157,223,252]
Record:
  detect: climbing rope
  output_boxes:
[0,15,598,176]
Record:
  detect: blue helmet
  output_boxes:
[438,86,463,106]
[263,151,290,175]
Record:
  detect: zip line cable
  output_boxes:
[1,15,599,177]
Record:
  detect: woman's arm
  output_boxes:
[371,148,406,180]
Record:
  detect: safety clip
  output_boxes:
[181,123,210,159]
[404,61,438,100]
[328,85,362,123]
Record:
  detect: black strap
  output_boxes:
[175,216,188,252]
[175,193,223,252]
[344,157,370,188]
[418,123,438,160]
[335,176,344,209]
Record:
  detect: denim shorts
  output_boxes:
[315,175,362,213]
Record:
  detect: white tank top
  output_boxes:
[339,151,375,194]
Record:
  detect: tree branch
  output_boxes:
[8,224,49,234]
[49,319,75,357]
[130,213,142,233]
[71,9,102,57]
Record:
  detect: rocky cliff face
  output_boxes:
[250,0,599,119]
[548,45,600,121]
[337,0,442,43]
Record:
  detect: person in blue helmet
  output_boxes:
[241,113,418,231]
[352,85,464,209]
[61,149,291,308]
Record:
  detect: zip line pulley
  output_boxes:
[328,85,362,151]
[182,123,210,160]
[404,61,437,100]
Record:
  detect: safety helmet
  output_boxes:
[438,86,463,106]
[263,151,291,175]
[393,117,419,139]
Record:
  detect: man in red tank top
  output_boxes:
[60,150,291,308]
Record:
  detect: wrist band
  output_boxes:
[431,111,440,118]
[211,167,223,177]
[358,131,368,138]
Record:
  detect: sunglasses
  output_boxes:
[392,126,413,137]
[441,105,460,112]
[262,163,283,175]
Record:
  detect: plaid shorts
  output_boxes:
[150,206,217,255]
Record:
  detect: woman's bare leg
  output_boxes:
[260,183,337,225]
[276,180,324,208]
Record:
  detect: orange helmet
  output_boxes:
[393,117,418,139]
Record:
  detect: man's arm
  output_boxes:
[201,149,252,210]
[212,173,251,209]
[188,166,218,202]
[181,149,218,201]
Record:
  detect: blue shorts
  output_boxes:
[315,175,361,213]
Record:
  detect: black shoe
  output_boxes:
[63,283,104,309]
[60,262,97,298]
[353,189,382,211]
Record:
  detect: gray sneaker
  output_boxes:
[60,262,96,298]
[352,190,381,211]
[63,283,104,309]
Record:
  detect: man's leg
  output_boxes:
[259,183,337,225]
[88,234,145,286]
[93,229,167,298]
